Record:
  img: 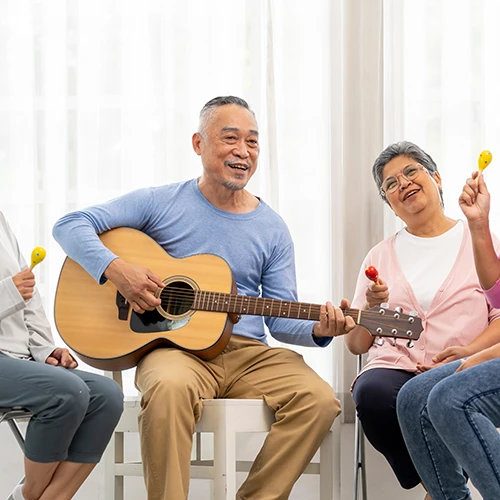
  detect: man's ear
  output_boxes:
[192,132,203,155]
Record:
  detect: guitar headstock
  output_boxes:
[357,304,423,347]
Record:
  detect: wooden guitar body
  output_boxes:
[55,228,234,370]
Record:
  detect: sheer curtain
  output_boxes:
[0,0,385,403]
[5,0,499,497]
[384,0,500,234]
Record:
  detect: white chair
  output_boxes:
[104,372,340,500]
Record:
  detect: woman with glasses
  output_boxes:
[397,170,500,500]
[344,141,500,499]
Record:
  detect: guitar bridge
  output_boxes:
[116,292,130,321]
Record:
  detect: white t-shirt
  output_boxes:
[394,220,464,313]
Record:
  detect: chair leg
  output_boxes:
[360,426,367,500]
[194,431,216,500]
[7,420,26,452]
[354,415,361,500]
[354,354,368,500]
[354,415,368,500]
[319,428,336,500]
[213,421,236,500]
[209,477,216,500]
[5,419,27,499]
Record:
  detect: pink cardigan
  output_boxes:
[484,272,500,308]
[351,224,500,377]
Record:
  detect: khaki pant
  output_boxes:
[135,335,341,500]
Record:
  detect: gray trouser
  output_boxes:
[0,353,123,463]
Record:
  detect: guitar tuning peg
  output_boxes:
[380,302,389,309]
[406,340,414,348]
[408,310,418,323]
[395,306,403,314]
[375,337,384,346]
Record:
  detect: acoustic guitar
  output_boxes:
[54,228,423,371]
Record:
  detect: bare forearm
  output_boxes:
[465,320,500,355]
[469,219,500,290]
[103,258,123,283]
[344,325,374,354]
[483,342,500,359]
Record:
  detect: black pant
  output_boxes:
[352,367,420,489]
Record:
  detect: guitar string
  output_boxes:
[159,288,338,313]
[152,288,415,319]
[145,290,419,337]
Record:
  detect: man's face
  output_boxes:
[192,104,259,191]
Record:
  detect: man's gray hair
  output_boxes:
[372,141,444,205]
[198,96,255,137]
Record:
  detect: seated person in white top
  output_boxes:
[0,211,123,500]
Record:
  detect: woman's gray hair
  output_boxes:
[372,141,444,206]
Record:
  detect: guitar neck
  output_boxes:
[193,291,358,322]
[165,288,422,342]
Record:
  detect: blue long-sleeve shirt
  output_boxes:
[53,179,331,348]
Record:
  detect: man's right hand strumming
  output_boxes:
[104,258,164,313]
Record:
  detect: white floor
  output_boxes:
[0,422,482,499]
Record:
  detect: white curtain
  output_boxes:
[5,1,500,497]
[384,0,500,234]
[0,0,386,403]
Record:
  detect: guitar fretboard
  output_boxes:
[191,291,352,322]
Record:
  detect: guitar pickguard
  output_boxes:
[130,309,190,333]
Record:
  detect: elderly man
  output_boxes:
[53,96,353,500]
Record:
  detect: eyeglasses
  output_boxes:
[380,163,426,197]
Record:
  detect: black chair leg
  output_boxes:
[7,420,26,452]
[354,355,368,500]
[1,409,30,499]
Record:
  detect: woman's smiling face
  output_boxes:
[382,155,443,219]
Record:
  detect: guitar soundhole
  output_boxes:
[160,281,195,317]
[129,277,197,334]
